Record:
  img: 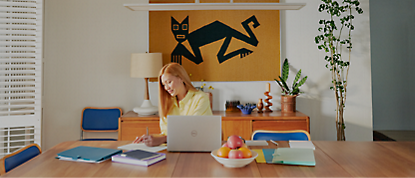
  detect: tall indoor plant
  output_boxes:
[314,0,363,141]
[274,58,307,112]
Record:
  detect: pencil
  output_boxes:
[270,140,279,146]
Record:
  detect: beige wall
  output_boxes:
[43,0,372,150]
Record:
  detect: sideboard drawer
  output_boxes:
[118,120,160,141]
[222,120,252,141]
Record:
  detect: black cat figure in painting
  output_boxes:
[171,15,260,65]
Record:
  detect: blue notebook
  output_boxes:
[57,146,122,163]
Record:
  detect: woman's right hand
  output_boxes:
[132,134,167,147]
[132,134,146,144]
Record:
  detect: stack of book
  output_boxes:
[111,149,166,167]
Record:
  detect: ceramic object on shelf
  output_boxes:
[264,91,273,112]
[237,105,256,115]
[257,98,264,113]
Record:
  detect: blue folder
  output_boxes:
[57,146,122,163]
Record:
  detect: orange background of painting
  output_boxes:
[149,1,280,81]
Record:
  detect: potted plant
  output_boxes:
[274,58,307,113]
[314,0,363,141]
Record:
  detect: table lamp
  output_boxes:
[130,53,163,115]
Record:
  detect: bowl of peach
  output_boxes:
[210,135,258,168]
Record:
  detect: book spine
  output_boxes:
[111,154,165,167]
[111,160,149,167]
[142,153,166,161]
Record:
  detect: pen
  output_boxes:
[270,140,279,146]
[146,126,149,136]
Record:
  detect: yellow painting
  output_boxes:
[149,2,280,81]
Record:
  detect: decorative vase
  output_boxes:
[257,98,263,113]
[281,95,296,113]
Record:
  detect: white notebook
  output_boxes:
[289,140,315,150]
[118,143,167,153]
[245,140,269,146]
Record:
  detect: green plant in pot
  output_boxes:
[274,58,307,113]
[314,0,363,141]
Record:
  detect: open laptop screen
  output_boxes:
[167,115,222,152]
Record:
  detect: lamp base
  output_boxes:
[133,100,158,115]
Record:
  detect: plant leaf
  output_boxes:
[297,76,308,88]
[279,76,290,94]
[281,58,289,82]
[274,79,288,95]
[293,69,301,87]
[292,82,298,93]
[292,88,300,95]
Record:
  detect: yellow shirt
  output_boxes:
[160,90,212,135]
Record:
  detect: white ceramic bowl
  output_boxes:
[211,149,258,168]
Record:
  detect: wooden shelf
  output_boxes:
[124,2,306,11]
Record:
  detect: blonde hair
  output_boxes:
[158,63,196,118]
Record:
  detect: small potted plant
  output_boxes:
[274,58,307,112]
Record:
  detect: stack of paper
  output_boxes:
[117,143,167,152]
[56,146,122,163]
[289,140,315,150]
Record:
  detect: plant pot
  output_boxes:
[281,95,296,113]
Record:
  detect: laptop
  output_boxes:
[167,115,222,152]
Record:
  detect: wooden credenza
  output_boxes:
[118,111,310,141]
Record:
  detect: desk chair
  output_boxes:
[0,143,41,175]
[251,130,311,141]
[81,107,122,141]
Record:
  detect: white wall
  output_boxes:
[43,0,372,150]
[43,0,148,149]
[282,0,372,141]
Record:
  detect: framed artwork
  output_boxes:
[149,1,280,81]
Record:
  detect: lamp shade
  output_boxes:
[130,53,163,78]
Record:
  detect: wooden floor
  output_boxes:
[376,130,415,141]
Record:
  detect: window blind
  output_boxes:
[0,0,42,158]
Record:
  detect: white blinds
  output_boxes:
[0,0,42,158]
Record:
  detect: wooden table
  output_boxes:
[119,111,310,141]
[3,141,415,177]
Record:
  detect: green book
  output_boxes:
[262,148,315,166]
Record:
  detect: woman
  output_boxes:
[133,63,212,146]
